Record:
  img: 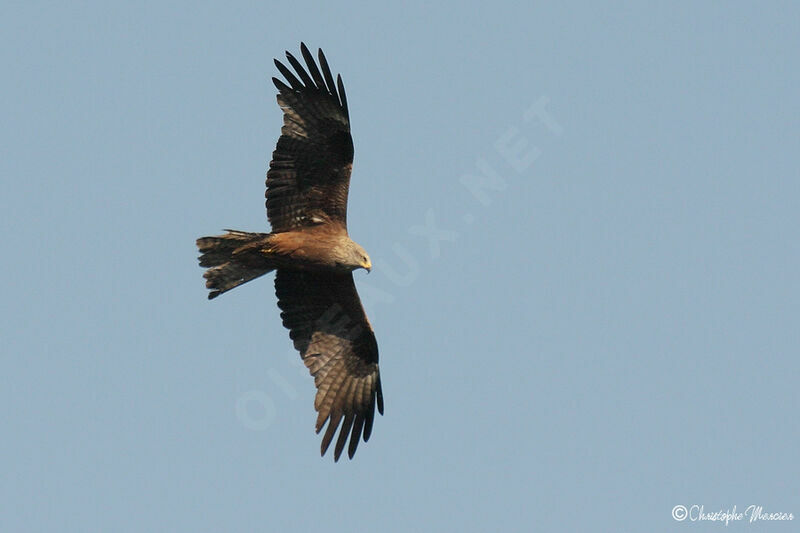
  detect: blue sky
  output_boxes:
[2,2,798,531]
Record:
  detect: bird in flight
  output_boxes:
[196,43,383,461]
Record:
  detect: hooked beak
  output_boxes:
[363,260,372,273]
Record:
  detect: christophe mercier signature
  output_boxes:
[672,504,794,524]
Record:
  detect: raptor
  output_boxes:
[196,44,382,461]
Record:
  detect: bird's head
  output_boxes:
[354,244,372,272]
[346,241,371,273]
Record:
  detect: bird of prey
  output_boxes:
[196,44,383,461]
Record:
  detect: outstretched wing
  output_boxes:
[266,43,354,232]
[275,270,383,461]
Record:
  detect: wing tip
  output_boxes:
[271,76,286,92]
[272,44,349,115]
[376,378,385,415]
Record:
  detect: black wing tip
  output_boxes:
[317,411,372,462]
[321,437,362,462]
[347,416,365,459]
[376,379,385,415]
[292,42,316,66]
[271,76,287,91]
[336,73,349,117]
[273,43,346,110]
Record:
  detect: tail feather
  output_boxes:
[197,230,274,299]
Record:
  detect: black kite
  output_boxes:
[196,44,383,461]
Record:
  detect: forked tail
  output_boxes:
[196,230,273,299]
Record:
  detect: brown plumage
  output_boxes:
[196,44,382,461]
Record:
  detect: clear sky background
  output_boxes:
[2,2,798,532]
